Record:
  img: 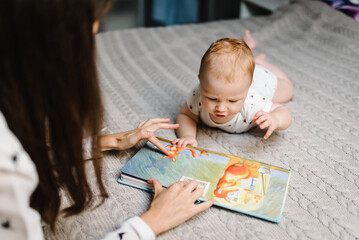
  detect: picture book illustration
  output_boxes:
[119,138,291,222]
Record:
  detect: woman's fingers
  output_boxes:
[149,136,171,156]
[183,180,199,192]
[148,178,163,197]
[147,123,179,132]
[195,198,214,212]
[136,118,179,155]
[182,180,205,202]
[191,185,204,200]
[138,118,171,128]
[138,119,179,137]
[184,181,213,213]
[140,118,171,127]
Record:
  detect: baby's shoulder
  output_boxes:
[243,88,261,105]
[242,88,270,116]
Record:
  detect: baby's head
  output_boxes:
[199,38,255,83]
[198,38,255,124]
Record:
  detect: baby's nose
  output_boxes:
[216,102,226,111]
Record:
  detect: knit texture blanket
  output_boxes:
[45,1,359,239]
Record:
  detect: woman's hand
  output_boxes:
[140,179,214,236]
[98,118,179,155]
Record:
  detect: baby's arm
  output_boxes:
[252,103,292,139]
[172,103,199,147]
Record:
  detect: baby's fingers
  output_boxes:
[259,119,271,129]
[184,139,198,148]
[253,114,268,125]
[253,110,265,120]
[178,139,188,148]
[264,125,275,139]
[190,140,198,147]
[252,111,265,124]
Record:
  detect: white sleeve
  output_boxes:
[83,127,108,160]
[0,113,44,240]
[102,217,155,240]
[82,136,92,160]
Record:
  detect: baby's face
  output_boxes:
[199,69,251,124]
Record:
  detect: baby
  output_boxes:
[173,30,293,148]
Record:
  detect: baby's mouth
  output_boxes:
[215,113,227,118]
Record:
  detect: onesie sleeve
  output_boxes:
[185,84,201,116]
[102,216,155,240]
[242,88,273,123]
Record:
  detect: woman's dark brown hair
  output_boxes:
[0,0,111,229]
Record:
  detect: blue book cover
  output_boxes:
[118,138,291,222]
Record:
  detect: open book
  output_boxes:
[118,138,291,222]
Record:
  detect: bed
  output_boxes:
[44,0,359,239]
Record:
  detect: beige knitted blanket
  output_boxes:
[45,1,359,239]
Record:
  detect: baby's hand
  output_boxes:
[172,137,198,148]
[252,111,279,139]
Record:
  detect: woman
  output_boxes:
[0,0,213,239]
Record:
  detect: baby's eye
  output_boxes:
[229,99,238,103]
[207,97,217,101]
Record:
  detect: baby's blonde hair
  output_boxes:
[199,38,255,83]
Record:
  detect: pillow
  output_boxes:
[321,0,359,21]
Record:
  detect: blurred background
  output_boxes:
[100,0,290,32]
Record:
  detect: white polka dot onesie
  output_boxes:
[186,64,278,133]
